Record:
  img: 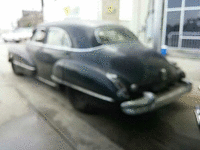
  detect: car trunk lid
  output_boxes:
[106,42,179,92]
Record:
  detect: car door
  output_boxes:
[38,27,72,81]
[26,28,47,77]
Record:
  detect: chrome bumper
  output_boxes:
[120,79,192,115]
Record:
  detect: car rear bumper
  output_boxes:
[120,79,192,115]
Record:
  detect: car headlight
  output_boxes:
[106,73,130,99]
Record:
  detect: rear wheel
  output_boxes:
[69,88,95,113]
[12,61,23,76]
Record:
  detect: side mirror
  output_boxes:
[31,29,46,42]
[35,32,46,42]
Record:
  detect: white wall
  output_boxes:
[118,0,154,48]
[43,0,101,22]
[43,0,154,48]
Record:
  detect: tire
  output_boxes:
[69,88,95,113]
[12,61,23,76]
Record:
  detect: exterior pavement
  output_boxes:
[0,113,74,150]
[0,85,123,150]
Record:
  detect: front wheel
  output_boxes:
[69,88,96,113]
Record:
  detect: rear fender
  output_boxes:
[51,59,118,102]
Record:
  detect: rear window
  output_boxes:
[95,26,138,44]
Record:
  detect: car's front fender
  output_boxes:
[8,45,36,76]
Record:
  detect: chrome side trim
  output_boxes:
[13,60,36,71]
[51,75,114,102]
[36,76,57,87]
[27,41,44,48]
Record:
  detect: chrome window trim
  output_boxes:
[51,75,114,102]
[43,44,105,52]
[30,26,106,52]
[47,27,72,48]
[13,60,36,71]
[29,41,44,47]
[94,28,102,44]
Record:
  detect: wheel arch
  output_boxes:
[8,46,37,76]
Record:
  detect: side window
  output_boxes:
[62,32,71,47]
[47,28,71,47]
[32,29,46,43]
[47,29,63,45]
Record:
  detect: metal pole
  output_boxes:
[178,0,185,48]
[41,0,44,21]
[161,0,168,46]
[153,0,164,52]
[41,0,44,12]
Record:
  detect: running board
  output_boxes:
[36,76,57,87]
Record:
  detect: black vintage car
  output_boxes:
[8,20,192,115]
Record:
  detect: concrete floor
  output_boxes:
[0,42,200,150]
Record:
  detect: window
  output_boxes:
[95,27,138,44]
[163,0,200,49]
[32,29,46,43]
[168,0,182,8]
[183,10,200,35]
[185,0,200,7]
[62,32,71,46]
[166,11,181,47]
[47,28,71,47]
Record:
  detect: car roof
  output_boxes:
[37,20,127,48]
[38,19,120,29]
